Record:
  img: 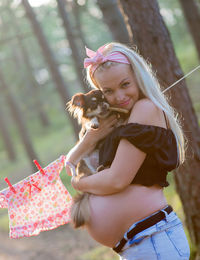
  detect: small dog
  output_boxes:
[66,89,129,228]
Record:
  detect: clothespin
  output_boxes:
[27,183,32,198]
[24,179,42,199]
[4,177,16,194]
[33,160,45,175]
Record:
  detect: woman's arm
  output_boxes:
[71,99,164,194]
[65,114,118,175]
[71,138,146,194]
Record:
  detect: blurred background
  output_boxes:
[0,0,199,259]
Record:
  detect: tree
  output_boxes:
[21,0,80,139]
[96,0,130,44]
[71,1,90,53]
[0,69,39,169]
[56,0,89,93]
[179,0,200,60]
[119,0,200,257]
[6,4,50,127]
[0,105,16,161]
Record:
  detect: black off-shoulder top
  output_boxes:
[98,123,179,187]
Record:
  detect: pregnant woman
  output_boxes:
[66,42,190,259]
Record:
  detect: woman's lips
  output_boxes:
[118,99,130,107]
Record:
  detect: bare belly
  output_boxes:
[86,184,167,248]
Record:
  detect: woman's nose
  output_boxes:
[115,91,125,102]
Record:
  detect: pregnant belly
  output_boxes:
[86,185,167,247]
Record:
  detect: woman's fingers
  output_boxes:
[83,114,118,144]
[99,114,118,128]
[94,115,118,137]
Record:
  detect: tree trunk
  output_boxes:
[179,0,200,60]
[0,69,39,170]
[56,0,89,93]
[119,0,200,256]
[97,0,130,44]
[72,0,90,53]
[0,106,16,161]
[21,0,79,139]
[6,4,50,127]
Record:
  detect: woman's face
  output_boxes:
[93,63,140,111]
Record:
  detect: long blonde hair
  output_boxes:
[86,42,185,164]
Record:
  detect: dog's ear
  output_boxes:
[66,93,85,111]
[72,94,85,108]
[66,93,85,124]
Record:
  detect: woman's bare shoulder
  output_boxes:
[128,98,165,128]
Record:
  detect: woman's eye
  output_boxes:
[122,82,130,87]
[104,90,112,95]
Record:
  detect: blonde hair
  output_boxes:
[86,42,185,164]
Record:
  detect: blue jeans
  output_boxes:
[118,207,190,259]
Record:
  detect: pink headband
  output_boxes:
[84,45,130,75]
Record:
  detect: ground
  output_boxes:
[0,224,100,260]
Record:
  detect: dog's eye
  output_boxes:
[91,100,97,105]
[91,101,97,109]
[91,98,97,105]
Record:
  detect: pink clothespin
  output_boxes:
[4,177,16,194]
[33,160,45,175]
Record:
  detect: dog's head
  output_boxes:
[66,90,111,124]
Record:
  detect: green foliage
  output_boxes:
[0,209,9,232]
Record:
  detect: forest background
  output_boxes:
[0,0,199,259]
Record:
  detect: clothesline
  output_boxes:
[0,155,72,239]
[2,159,51,193]
[162,64,200,93]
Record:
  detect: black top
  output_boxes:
[99,123,179,187]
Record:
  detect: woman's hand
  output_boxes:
[65,161,76,176]
[65,114,118,176]
[71,175,83,191]
[83,114,118,146]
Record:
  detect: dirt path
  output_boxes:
[0,224,99,260]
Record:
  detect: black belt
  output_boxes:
[113,205,173,253]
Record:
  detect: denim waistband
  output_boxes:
[113,205,175,253]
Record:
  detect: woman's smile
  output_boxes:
[118,98,131,107]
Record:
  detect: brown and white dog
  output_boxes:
[66,89,129,228]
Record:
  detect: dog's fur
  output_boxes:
[66,89,129,228]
